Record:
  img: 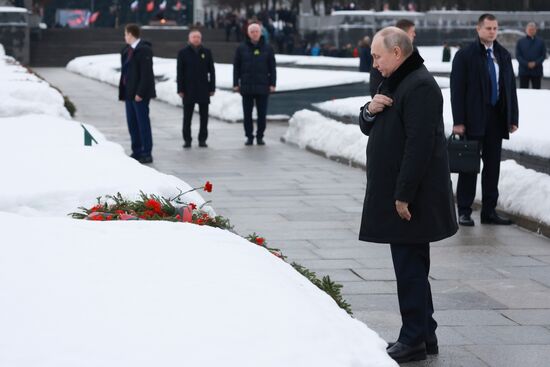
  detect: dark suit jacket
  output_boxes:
[516,35,547,77]
[450,38,519,139]
[233,37,276,95]
[118,40,156,101]
[177,45,216,104]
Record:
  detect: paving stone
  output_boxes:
[339,280,396,295]
[500,309,550,326]
[405,346,489,367]
[467,345,550,367]
[434,310,516,326]
[465,279,550,309]
[456,325,550,345]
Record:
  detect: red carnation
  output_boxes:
[145,199,162,214]
[203,181,213,192]
[189,202,197,210]
[255,237,265,246]
[90,204,102,212]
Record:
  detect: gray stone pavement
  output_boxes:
[37,67,550,367]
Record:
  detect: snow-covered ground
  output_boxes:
[1,45,397,366]
[285,109,550,226]
[313,89,550,159]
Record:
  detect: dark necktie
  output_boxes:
[127,47,134,62]
[487,48,498,106]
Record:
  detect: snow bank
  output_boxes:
[0,114,205,217]
[0,50,70,118]
[284,109,368,166]
[285,109,550,226]
[0,212,396,367]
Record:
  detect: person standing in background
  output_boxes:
[233,23,276,146]
[177,28,216,148]
[359,36,372,72]
[118,23,156,164]
[516,22,547,89]
[451,13,519,226]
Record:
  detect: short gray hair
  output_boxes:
[374,26,413,58]
[527,22,537,28]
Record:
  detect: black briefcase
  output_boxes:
[447,134,480,174]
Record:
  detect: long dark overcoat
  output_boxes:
[118,40,156,101]
[176,45,216,104]
[233,37,276,95]
[359,52,458,244]
[450,38,519,139]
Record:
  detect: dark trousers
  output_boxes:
[457,106,503,216]
[242,94,268,140]
[390,243,437,346]
[125,99,153,158]
[183,102,209,143]
[519,75,541,89]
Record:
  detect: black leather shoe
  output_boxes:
[245,138,254,146]
[459,214,475,226]
[138,155,153,164]
[198,141,208,148]
[257,138,265,145]
[481,212,513,225]
[387,336,438,355]
[387,341,427,363]
[183,142,191,148]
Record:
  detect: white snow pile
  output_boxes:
[284,110,550,226]
[313,89,550,159]
[0,50,70,119]
[0,211,396,367]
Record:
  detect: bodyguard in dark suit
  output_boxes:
[369,19,416,97]
[119,23,156,164]
[177,29,216,148]
[358,36,372,72]
[516,22,547,89]
[450,14,519,226]
[359,27,457,364]
[233,23,276,146]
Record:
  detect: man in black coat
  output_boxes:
[177,28,216,148]
[451,14,519,226]
[233,23,277,146]
[118,23,156,164]
[358,36,372,73]
[516,22,547,89]
[359,27,457,364]
[369,19,416,97]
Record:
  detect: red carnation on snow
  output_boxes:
[255,237,265,246]
[145,199,162,214]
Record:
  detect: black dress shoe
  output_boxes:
[387,341,427,363]
[198,141,208,148]
[244,138,254,146]
[459,214,475,226]
[183,142,191,148]
[387,336,438,355]
[481,212,513,225]
[138,156,153,164]
[257,138,265,145]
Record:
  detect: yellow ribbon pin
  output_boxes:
[254,49,260,56]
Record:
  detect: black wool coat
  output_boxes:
[119,40,157,101]
[450,38,519,139]
[177,45,216,104]
[359,52,458,244]
[233,37,277,95]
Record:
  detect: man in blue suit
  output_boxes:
[450,14,519,226]
[516,22,547,89]
[119,23,156,164]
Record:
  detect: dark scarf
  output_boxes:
[378,51,424,96]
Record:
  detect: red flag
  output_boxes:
[89,11,100,24]
[146,0,154,12]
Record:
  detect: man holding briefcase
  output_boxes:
[450,13,519,226]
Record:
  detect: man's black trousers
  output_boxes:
[390,243,437,346]
[242,94,268,140]
[457,105,503,217]
[183,102,209,144]
[519,75,541,89]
